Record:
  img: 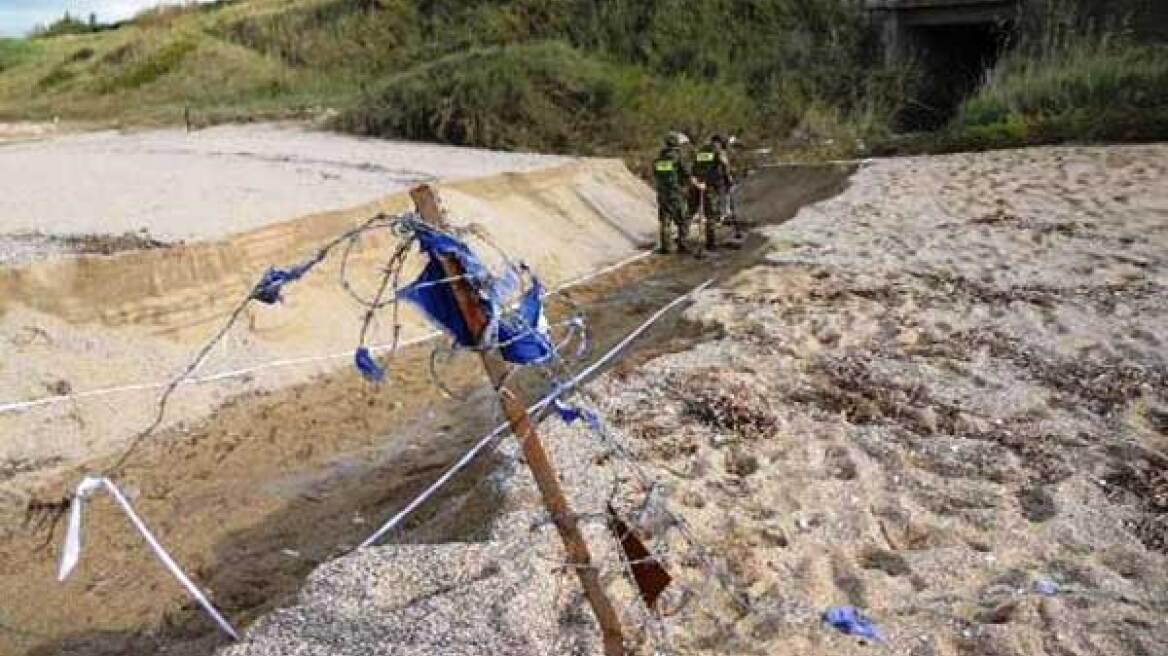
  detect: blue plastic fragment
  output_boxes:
[354,346,386,382]
[553,398,601,430]
[1034,579,1060,596]
[414,226,492,285]
[400,258,483,347]
[252,263,311,304]
[823,605,883,642]
[498,279,555,365]
[400,228,499,348]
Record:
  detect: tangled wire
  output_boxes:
[25,209,592,544]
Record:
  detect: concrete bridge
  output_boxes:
[865,0,1021,128]
[866,0,1019,59]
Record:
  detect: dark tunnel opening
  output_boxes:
[897,21,1010,131]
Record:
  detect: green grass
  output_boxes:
[0,0,913,161]
[97,39,197,93]
[334,41,763,156]
[0,38,40,73]
[875,0,1168,155]
[1,0,1161,160]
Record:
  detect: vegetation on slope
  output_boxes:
[0,0,910,158]
[881,0,1168,154]
[0,0,1163,159]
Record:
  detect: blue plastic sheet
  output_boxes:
[400,228,496,347]
[498,279,555,365]
[823,605,883,642]
[400,258,482,347]
[354,346,386,382]
[403,227,557,366]
[415,226,492,286]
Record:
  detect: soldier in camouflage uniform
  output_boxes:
[652,132,695,254]
[692,134,736,252]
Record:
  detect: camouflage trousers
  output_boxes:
[657,191,691,252]
[689,186,721,252]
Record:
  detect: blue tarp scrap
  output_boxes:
[498,279,556,365]
[553,398,602,431]
[252,261,313,304]
[823,605,883,642]
[403,227,557,366]
[414,226,492,286]
[400,227,496,348]
[354,346,386,382]
[400,258,484,347]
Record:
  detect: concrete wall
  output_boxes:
[865,0,1018,60]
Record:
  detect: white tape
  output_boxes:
[58,476,240,641]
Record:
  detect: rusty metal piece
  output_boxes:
[607,503,672,609]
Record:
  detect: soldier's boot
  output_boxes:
[656,216,673,254]
[725,214,744,249]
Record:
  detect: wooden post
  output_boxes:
[409,185,626,655]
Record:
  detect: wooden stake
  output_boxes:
[409,185,626,655]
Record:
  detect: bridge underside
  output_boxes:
[868,1,1018,130]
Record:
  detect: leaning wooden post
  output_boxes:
[409,185,626,655]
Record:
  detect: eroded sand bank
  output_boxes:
[0,151,654,492]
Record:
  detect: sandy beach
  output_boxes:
[225,144,1167,656]
[0,122,569,263]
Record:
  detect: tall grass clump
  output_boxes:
[334,40,760,155]
[946,0,1168,149]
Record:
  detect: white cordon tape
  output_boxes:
[359,276,714,548]
[58,476,241,641]
[0,251,653,415]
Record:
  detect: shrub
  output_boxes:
[98,39,197,93]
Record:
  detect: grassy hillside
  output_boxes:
[878,0,1168,154]
[0,0,908,158]
[0,0,1163,159]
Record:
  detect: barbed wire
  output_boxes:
[26,194,725,652]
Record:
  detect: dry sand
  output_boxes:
[0,139,651,494]
[0,161,850,656]
[0,122,568,258]
[224,144,1168,656]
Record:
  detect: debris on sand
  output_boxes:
[822,605,883,642]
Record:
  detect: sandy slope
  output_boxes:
[224,144,1167,656]
[0,156,654,493]
[0,122,568,251]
